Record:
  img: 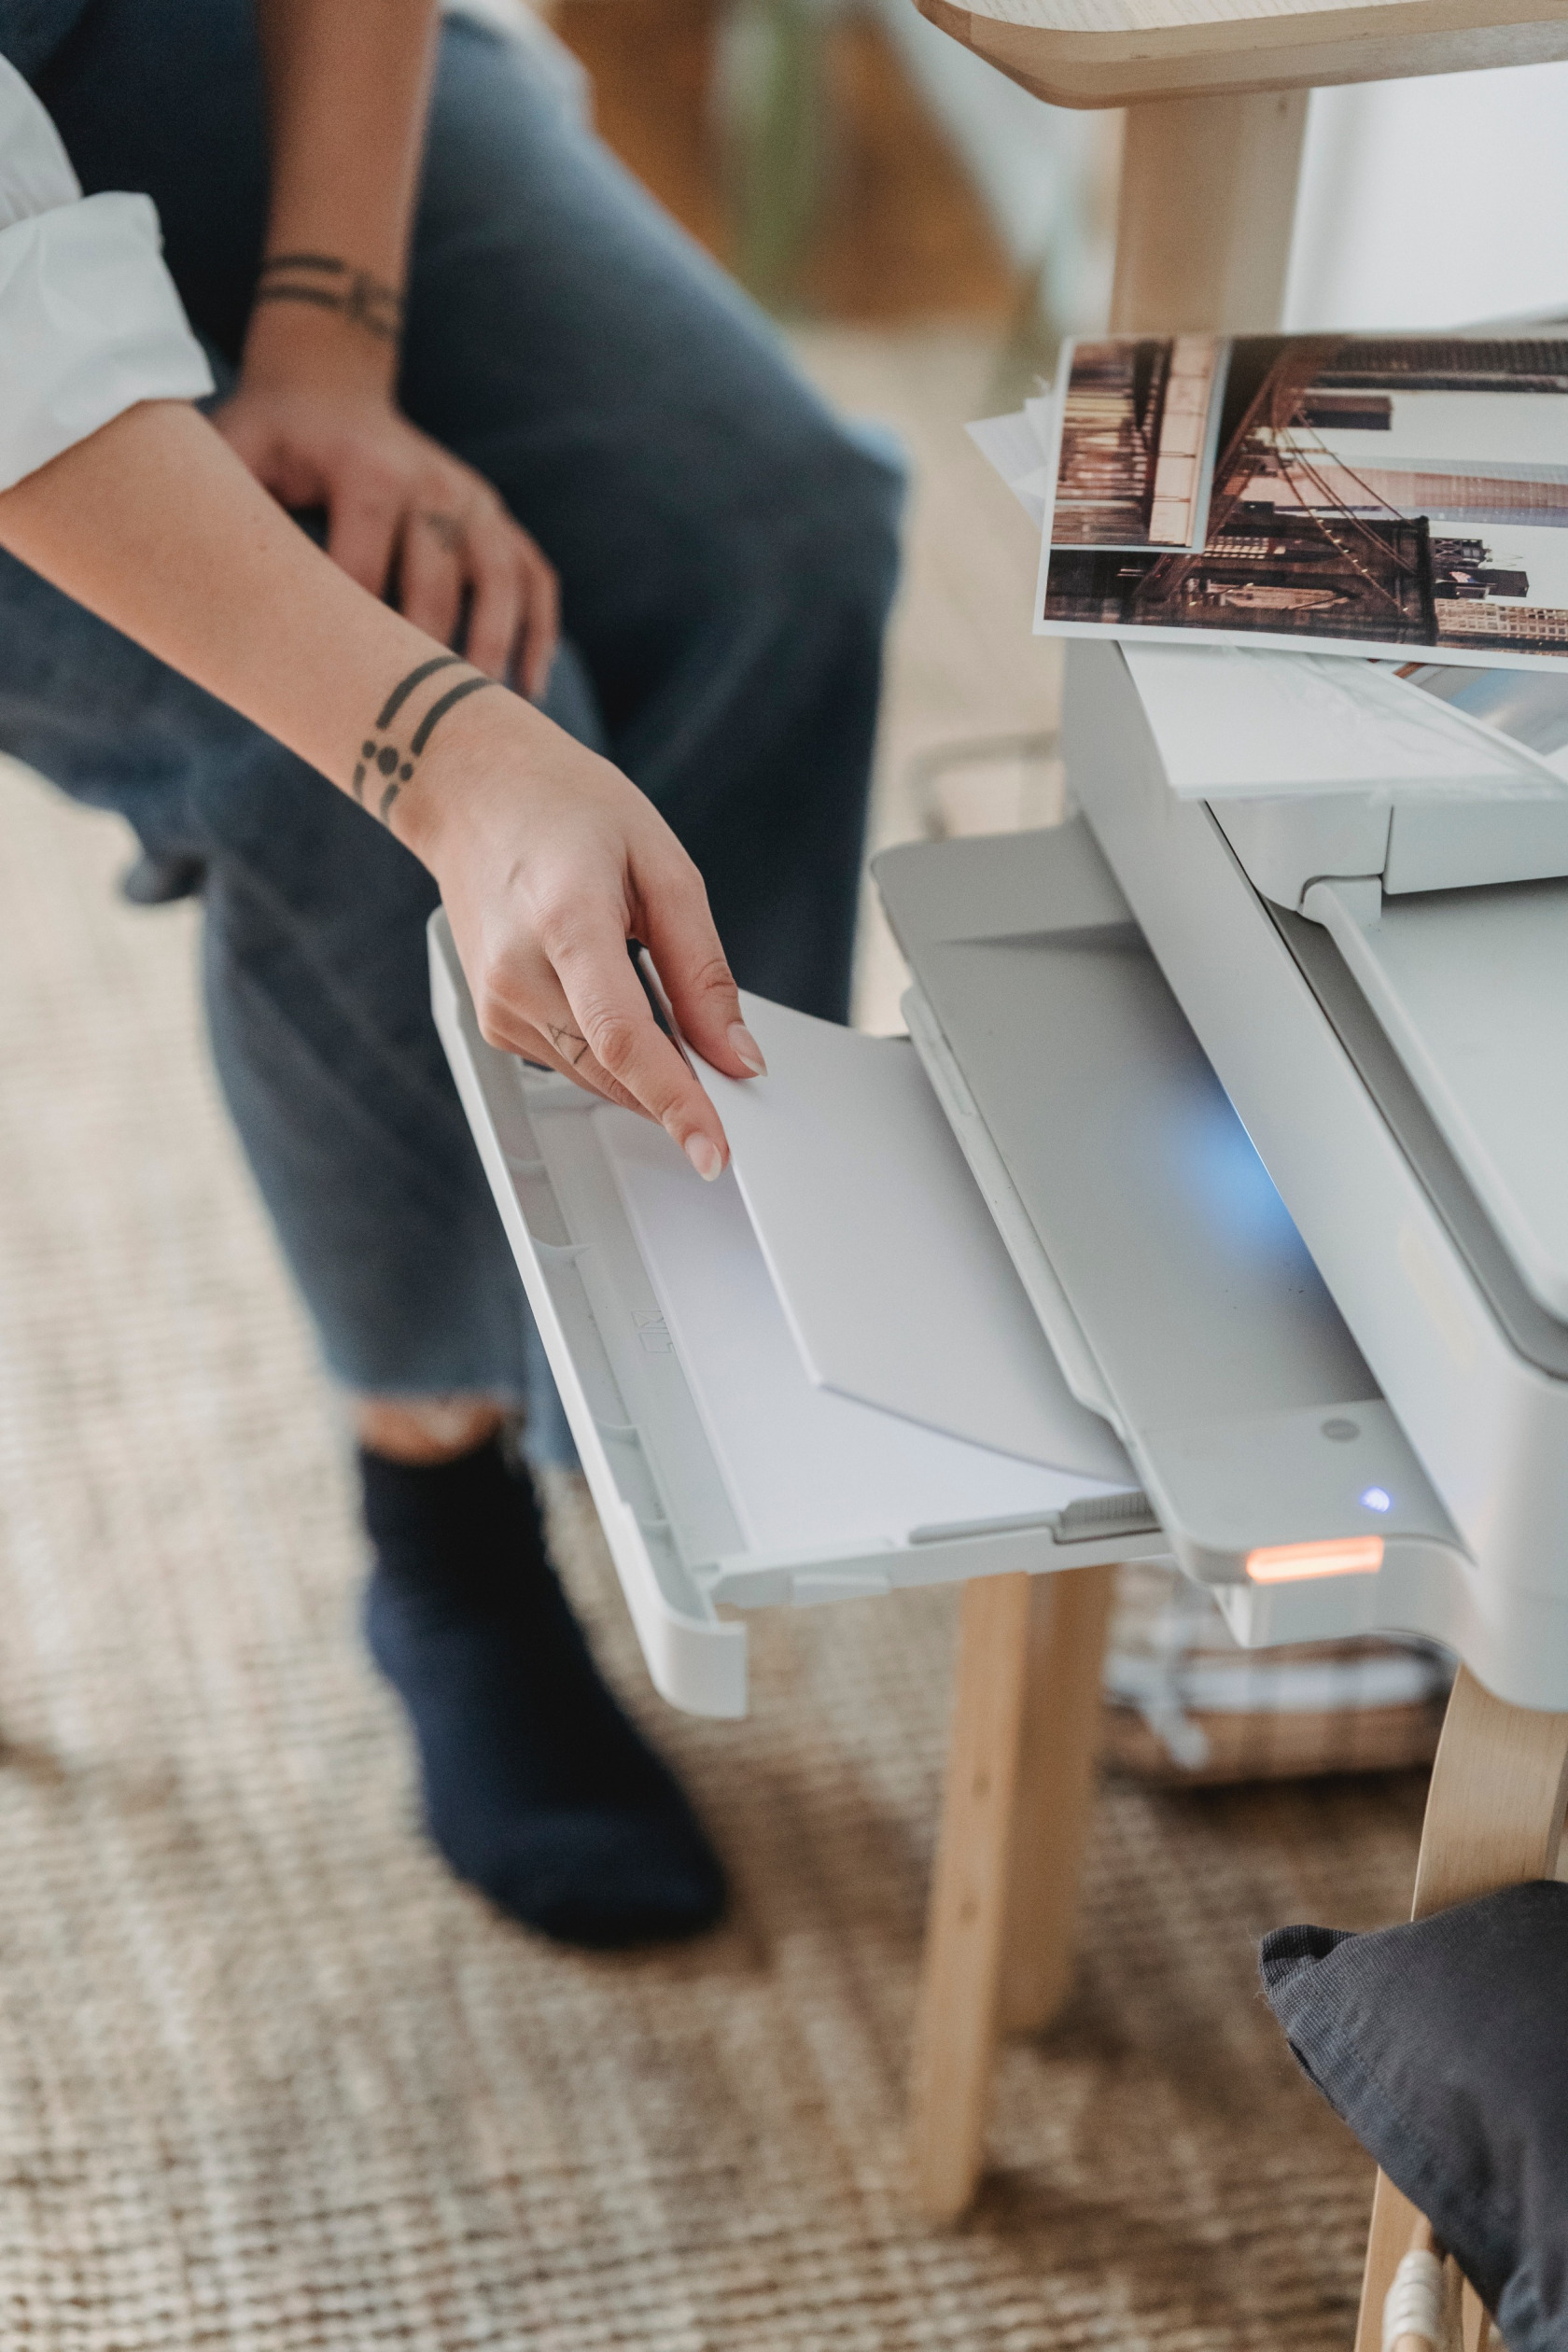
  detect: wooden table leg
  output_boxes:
[908,1562,1114,2221]
[906,73,1313,2238]
[998,1562,1115,2036]
[1352,1665,1568,2351]
[1110,90,1308,333]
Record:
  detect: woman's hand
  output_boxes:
[214,382,559,696]
[396,684,765,1177]
[1,400,757,1170]
[214,363,746,1167]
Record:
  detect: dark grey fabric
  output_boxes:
[1259,1881,1568,2352]
[0,0,92,76]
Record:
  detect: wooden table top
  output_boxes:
[916,0,1568,106]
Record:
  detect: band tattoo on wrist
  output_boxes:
[354,655,497,827]
[254,252,404,344]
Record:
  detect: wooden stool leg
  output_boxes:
[908,1562,1115,2220]
[908,1572,1035,2221]
[998,1562,1115,2036]
[1352,1665,1568,2351]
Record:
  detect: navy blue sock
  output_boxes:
[361,1437,726,1949]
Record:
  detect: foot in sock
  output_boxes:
[361,1435,726,1949]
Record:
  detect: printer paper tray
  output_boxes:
[430,913,1164,1718]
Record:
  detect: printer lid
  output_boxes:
[1098,637,1568,1332]
[1303,872,1568,1324]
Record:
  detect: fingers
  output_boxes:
[462,514,525,682]
[399,494,559,693]
[211,405,321,512]
[471,943,704,1135]
[398,505,466,650]
[540,903,733,1175]
[497,1014,646,1116]
[209,402,268,476]
[515,543,561,702]
[637,860,762,1082]
[462,508,558,693]
[327,457,403,600]
[217,398,559,685]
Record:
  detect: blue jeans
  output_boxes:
[5,6,903,1425]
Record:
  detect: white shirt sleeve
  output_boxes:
[0,55,214,494]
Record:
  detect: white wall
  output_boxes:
[875,0,1568,338]
[872,0,1117,328]
[1284,63,1568,331]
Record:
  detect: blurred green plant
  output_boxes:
[715,0,833,308]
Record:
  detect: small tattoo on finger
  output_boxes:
[418,511,466,555]
[548,1023,592,1068]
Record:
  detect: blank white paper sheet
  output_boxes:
[1122,641,1566,802]
[598,1108,1115,1557]
[690,993,1131,1481]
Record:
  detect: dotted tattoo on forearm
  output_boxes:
[354,654,497,826]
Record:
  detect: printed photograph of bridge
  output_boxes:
[1038,333,1568,664]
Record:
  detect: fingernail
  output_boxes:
[684,1133,723,1182]
[728,1022,767,1077]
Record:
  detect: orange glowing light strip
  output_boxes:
[1245,1536,1384,1584]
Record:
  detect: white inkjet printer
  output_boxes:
[430,641,1568,1718]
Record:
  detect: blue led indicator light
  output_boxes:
[1360,1486,1393,1514]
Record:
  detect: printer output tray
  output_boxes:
[430,912,1164,1719]
[434,797,1476,1717]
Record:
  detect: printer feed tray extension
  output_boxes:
[873,819,1465,1613]
[429,912,1164,1719]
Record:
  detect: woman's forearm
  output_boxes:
[0,397,757,1167]
[246,0,440,399]
[0,399,473,794]
[217,1,560,680]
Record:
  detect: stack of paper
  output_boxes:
[969,328,1568,803]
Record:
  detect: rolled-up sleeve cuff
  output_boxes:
[0,189,215,493]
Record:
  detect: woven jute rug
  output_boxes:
[0,752,1427,2350]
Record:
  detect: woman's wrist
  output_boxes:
[255,251,403,341]
[371,668,564,865]
[240,259,402,399]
